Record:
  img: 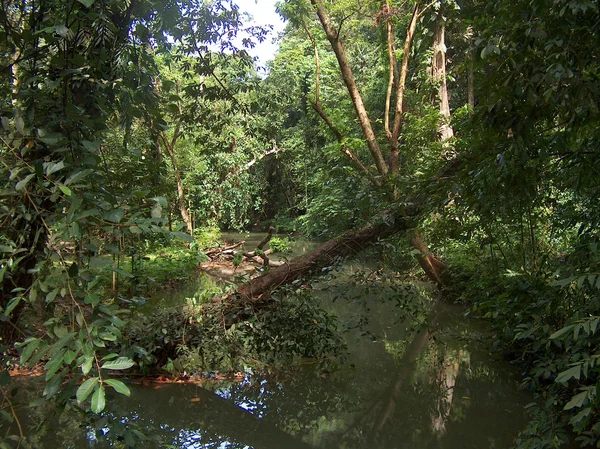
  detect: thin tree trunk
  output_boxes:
[432,6,454,141]
[306,0,448,288]
[162,139,193,234]
[311,0,389,178]
[467,26,475,109]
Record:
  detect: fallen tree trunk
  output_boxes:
[216,156,464,304]
[218,207,419,303]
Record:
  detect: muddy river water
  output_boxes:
[9,233,531,448]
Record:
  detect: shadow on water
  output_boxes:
[6,235,530,449]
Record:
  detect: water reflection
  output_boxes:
[72,299,527,449]
[6,252,529,449]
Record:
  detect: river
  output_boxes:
[6,233,530,448]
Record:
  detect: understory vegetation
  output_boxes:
[1,0,599,448]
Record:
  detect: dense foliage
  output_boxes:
[1,0,600,448]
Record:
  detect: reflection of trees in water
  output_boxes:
[12,300,526,449]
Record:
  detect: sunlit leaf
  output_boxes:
[101,357,135,370]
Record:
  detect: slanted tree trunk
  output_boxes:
[220,207,418,302]
[304,1,447,287]
[410,233,447,287]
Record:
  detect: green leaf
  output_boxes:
[556,365,581,383]
[43,374,62,398]
[105,379,131,397]
[76,377,99,403]
[4,296,22,316]
[81,356,94,375]
[91,385,105,413]
[0,370,10,386]
[152,196,168,208]
[101,357,135,371]
[550,324,575,340]
[59,184,72,196]
[15,116,24,135]
[172,231,194,242]
[45,161,65,175]
[44,348,66,380]
[564,391,588,410]
[103,209,125,223]
[16,174,35,191]
[76,0,96,7]
[68,262,79,278]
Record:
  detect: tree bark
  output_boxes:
[219,207,418,302]
[467,26,475,109]
[304,0,448,288]
[432,5,454,141]
[311,0,389,178]
[410,233,447,287]
[162,139,193,234]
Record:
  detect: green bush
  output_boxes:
[269,236,292,253]
[123,287,345,374]
[450,263,600,448]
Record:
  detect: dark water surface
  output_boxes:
[8,235,530,449]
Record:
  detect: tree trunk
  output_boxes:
[467,26,475,109]
[432,6,454,141]
[162,140,193,234]
[220,207,418,303]
[311,0,388,178]
[410,233,447,287]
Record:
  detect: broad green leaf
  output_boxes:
[43,374,62,398]
[4,296,22,316]
[564,391,588,410]
[82,140,100,151]
[44,348,66,380]
[81,356,94,375]
[0,370,10,386]
[59,184,72,196]
[76,377,99,403]
[16,174,35,191]
[84,294,100,307]
[549,324,575,340]
[91,385,105,413]
[101,357,135,371]
[54,25,69,38]
[151,196,168,208]
[556,365,581,383]
[172,231,194,242]
[105,379,131,397]
[77,0,96,7]
[45,161,65,175]
[45,288,59,303]
[103,209,125,223]
[14,116,24,135]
